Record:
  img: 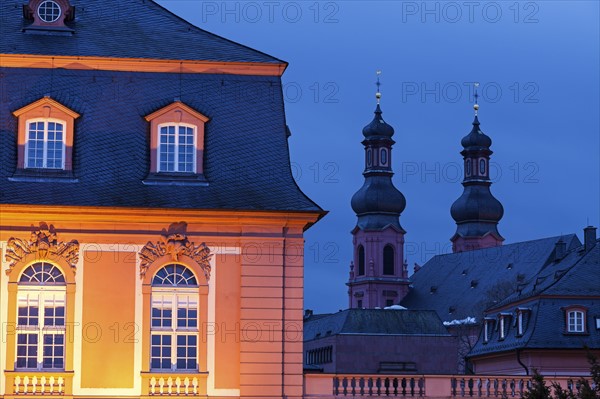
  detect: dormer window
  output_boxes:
[144,101,209,185]
[515,308,531,337]
[11,97,79,181]
[483,318,495,343]
[38,1,62,22]
[498,313,511,340]
[24,0,74,32]
[564,306,588,334]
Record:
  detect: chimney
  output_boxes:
[304,309,313,321]
[584,226,597,252]
[554,239,566,260]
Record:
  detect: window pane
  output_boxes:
[42,334,64,369]
[16,333,38,369]
[150,334,171,370]
[152,264,197,286]
[19,262,65,284]
[175,335,197,370]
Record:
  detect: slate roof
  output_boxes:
[468,240,600,357]
[0,68,322,211]
[0,2,321,213]
[0,0,284,64]
[400,235,582,323]
[304,309,452,342]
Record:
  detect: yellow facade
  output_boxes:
[0,206,319,398]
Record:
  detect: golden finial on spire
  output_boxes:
[376,70,382,104]
[473,82,480,116]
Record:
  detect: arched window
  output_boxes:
[479,159,486,176]
[383,245,394,275]
[357,245,365,276]
[16,262,66,370]
[380,148,388,166]
[466,159,472,176]
[158,124,196,173]
[25,119,66,169]
[151,264,199,371]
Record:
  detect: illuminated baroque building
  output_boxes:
[0,1,323,398]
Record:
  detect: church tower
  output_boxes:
[347,74,410,309]
[450,89,504,252]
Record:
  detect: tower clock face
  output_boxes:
[38,0,62,23]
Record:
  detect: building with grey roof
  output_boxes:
[468,228,600,376]
[304,308,458,375]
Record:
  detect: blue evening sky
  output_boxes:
[157,1,600,313]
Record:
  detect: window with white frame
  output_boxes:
[483,320,489,343]
[25,119,66,169]
[567,310,585,333]
[151,264,199,371]
[16,262,66,370]
[483,318,494,343]
[158,124,196,173]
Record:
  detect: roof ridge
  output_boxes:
[148,0,287,65]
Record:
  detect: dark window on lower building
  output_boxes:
[306,346,333,365]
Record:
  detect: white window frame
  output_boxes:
[157,123,197,173]
[483,320,489,343]
[25,118,66,169]
[567,310,585,333]
[38,0,62,23]
[517,312,524,336]
[16,286,66,370]
[150,287,199,372]
[499,316,505,339]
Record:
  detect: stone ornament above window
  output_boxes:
[139,222,212,280]
[23,0,75,32]
[4,222,80,275]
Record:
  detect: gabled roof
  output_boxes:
[400,235,581,322]
[468,240,600,357]
[0,0,284,65]
[303,309,451,342]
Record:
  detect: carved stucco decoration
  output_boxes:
[139,222,212,281]
[5,222,80,275]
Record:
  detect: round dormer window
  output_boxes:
[38,0,62,23]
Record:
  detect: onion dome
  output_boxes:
[362,104,395,138]
[351,88,406,231]
[351,175,406,216]
[450,96,504,250]
[450,185,504,225]
[461,116,492,149]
